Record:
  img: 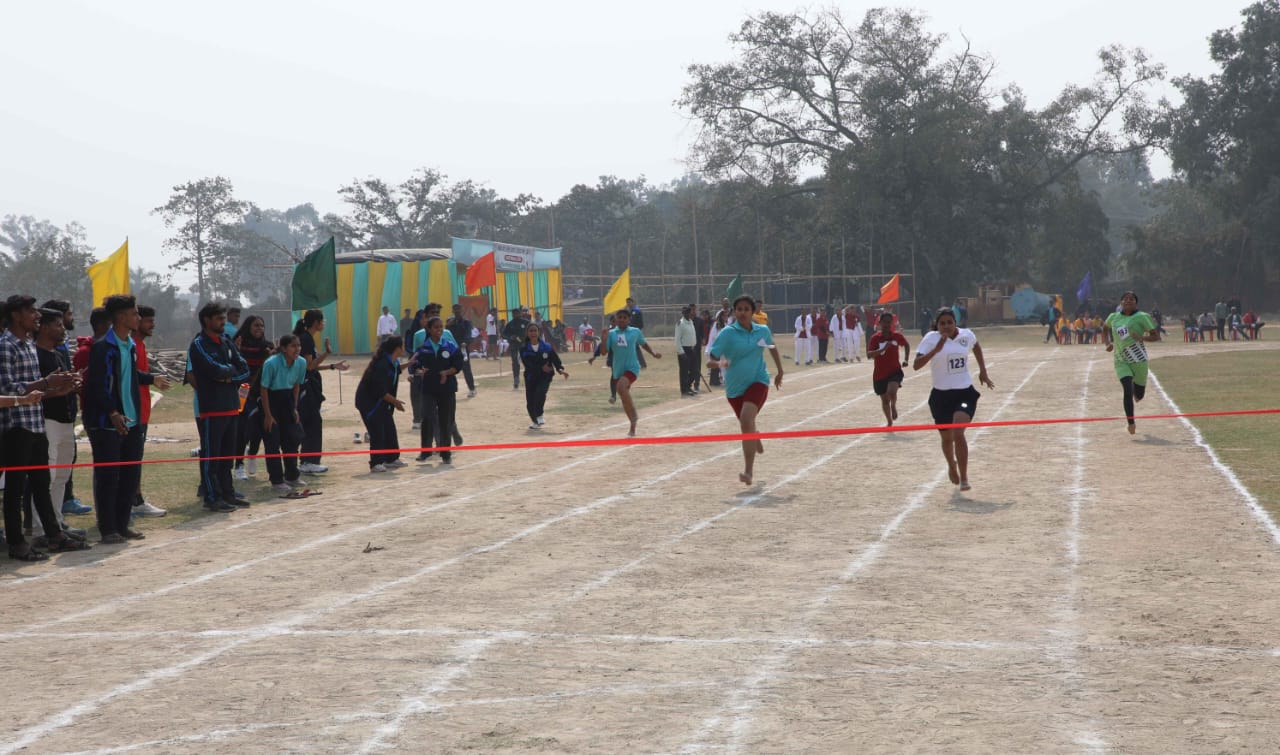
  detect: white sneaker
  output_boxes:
[233,466,249,481]
[370,463,388,473]
[299,463,329,474]
[272,482,292,492]
[246,458,258,476]
[467,389,477,398]
[353,432,363,444]
[287,479,307,488]
[529,423,542,430]
[134,500,167,517]
[411,421,421,430]
[386,459,408,468]
[536,416,545,426]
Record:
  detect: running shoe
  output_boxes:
[529,423,541,430]
[386,460,408,469]
[370,463,388,473]
[272,482,292,493]
[233,466,249,481]
[536,416,545,426]
[468,389,477,398]
[246,458,258,476]
[133,500,168,517]
[61,498,92,515]
[299,463,329,474]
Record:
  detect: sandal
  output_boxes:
[9,548,49,562]
[46,536,92,553]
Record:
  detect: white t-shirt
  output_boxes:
[486,313,497,336]
[917,328,978,390]
[376,313,397,336]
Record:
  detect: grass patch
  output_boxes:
[1151,350,1280,520]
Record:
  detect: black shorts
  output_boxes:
[873,370,904,396]
[928,386,980,426]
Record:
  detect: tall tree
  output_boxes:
[153,176,249,303]
[0,215,96,315]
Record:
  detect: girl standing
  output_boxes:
[411,317,464,465]
[521,323,569,429]
[913,310,995,491]
[233,315,272,479]
[294,309,348,474]
[1102,291,1160,434]
[708,296,785,485]
[355,336,407,472]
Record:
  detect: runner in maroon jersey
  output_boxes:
[867,312,910,426]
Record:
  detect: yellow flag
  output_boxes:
[603,268,630,316]
[87,240,130,305]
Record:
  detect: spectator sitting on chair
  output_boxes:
[1073,316,1086,344]
[1198,311,1216,341]
[1243,310,1264,339]
[1228,308,1249,340]
[1184,314,1200,342]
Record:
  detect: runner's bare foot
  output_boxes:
[1127,424,1136,436]
[959,480,971,491]
[739,472,752,486]
[756,440,765,454]
[892,406,898,420]
[628,421,637,437]
[948,462,960,485]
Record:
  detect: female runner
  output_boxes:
[913,310,994,491]
[708,295,785,485]
[1102,291,1160,434]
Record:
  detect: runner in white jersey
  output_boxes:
[913,309,995,491]
[830,307,846,362]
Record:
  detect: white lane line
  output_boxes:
[13,373,869,636]
[348,388,888,752]
[1052,358,1106,753]
[1148,370,1280,546]
[1,376,877,753]
[680,360,1047,754]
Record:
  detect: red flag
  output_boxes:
[464,251,497,294]
[876,273,900,305]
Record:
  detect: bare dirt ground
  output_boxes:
[3,335,1280,754]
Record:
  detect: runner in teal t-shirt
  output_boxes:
[1103,290,1160,435]
[587,308,661,437]
[708,295,785,485]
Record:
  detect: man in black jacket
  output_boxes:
[502,307,532,390]
[188,301,250,512]
[82,295,170,543]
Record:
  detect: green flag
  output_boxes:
[291,237,337,309]
[725,273,743,301]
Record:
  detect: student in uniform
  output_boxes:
[588,308,661,437]
[411,317,464,465]
[868,312,911,427]
[233,315,272,480]
[189,301,251,512]
[1102,291,1160,435]
[830,306,846,362]
[258,333,308,492]
[293,309,349,474]
[520,323,568,430]
[844,306,863,362]
[793,311,809,365]
[355,336,407,472]
[709,295,784,485]
[913,309,994,491]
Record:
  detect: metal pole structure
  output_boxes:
[841,235,847,305]
[910,241,918,333]
[691,199,700,310]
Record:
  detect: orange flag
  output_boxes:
[877,273,900,304]
[464,251,497,294]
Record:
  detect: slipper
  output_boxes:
[9,549,49,562]
[46,537,93,553]
[280,489,323,499]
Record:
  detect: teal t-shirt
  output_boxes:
[260,353,307,390]
[118,335,137,428]
[1105,310,1156,363]
[412,328,457,352]
[605,326,646,380]
[708,320,775,398]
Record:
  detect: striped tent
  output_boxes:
[305,242,563,354]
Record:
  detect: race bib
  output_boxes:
[946,355,967,374]
[1115,325,1130,340]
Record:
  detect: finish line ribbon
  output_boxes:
[3,408,1278,473]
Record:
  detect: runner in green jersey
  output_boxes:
[1102,291,1160,435]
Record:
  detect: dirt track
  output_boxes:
[3,337,1280,754]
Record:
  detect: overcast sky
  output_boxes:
[0,1,1246,285]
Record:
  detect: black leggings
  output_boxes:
[1120,376,1146,424]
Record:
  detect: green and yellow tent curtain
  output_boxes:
[451,267,562,323]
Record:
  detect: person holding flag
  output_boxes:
[708,295,784,485]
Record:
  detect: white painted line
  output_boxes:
[1148,370,1280,546]
[1,374,883,752]
[680,360,1048,754]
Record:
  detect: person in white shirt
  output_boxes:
[793,311,814,365]
[375,306,397,348]
[830,306,846,362]
[485,308,499,358]
[912,309,995,492]
[846,306,864,362]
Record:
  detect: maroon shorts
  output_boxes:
[727,382,769,418]
[614,371,638,387]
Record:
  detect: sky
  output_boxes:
[0,0,1248,286]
